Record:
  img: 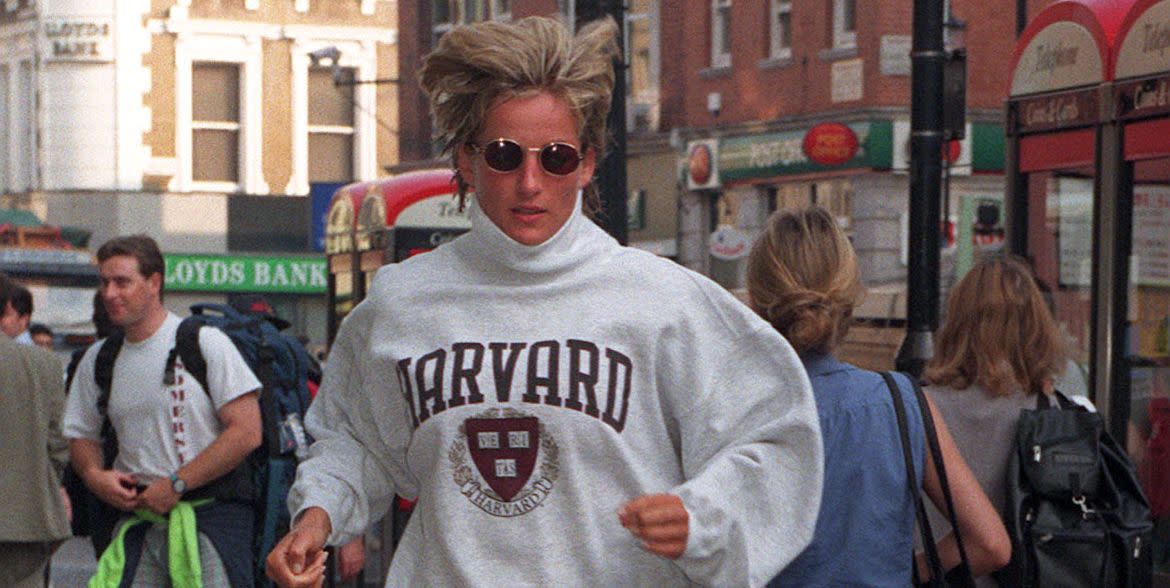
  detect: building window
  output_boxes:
[1,60,35,193]
[833,0,857,49]
[769,0,792,60]
[308,67,355,183]
[433,0,489,47]
[626,0,659,133]
[175,33,264,194]
[558,0,574,26]
[711,0,732,68]
[191,63,241,184]
[490,0,511,21]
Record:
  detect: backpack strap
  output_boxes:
[882,372,944,584]
[94,332,125,468]
[171,317,210,395]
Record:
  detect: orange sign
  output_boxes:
[802,123,859,166]
[689,143,712,185]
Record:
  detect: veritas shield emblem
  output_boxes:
[465,417,539,501]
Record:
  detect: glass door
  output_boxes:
[1026,166,1096,398]
[1125,154,1170,576]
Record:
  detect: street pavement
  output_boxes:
[50,537,97,587]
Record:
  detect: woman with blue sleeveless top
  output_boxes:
[746,206,1010,586]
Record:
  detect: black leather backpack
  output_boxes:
[1000,391,1154,587]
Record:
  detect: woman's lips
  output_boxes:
[511,206,546,222]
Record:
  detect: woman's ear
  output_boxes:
[455,144,475,191]
[576,147,597,191]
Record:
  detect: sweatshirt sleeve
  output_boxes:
[287,306,417,546]
[671,322,823,587]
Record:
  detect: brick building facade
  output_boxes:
[0,0,399,341]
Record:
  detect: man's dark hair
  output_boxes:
[97,234,166,295]
[10,284,33,317]
[29,323,52,337]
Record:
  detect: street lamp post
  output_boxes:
[895,0,947,377]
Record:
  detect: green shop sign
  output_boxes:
[164,254,327,294]
[718,121,894,183]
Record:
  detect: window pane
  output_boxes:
[842,0,856,33]
[193,63,239,123]
[193,129,239,182]
[309,68,354,127]
[718,5,731,54]
[628,17,651,98]
[309,133,355,183]
[462,0,484,23]
[779,7,791,49]
[1126,156,1170,573]
[434,0,452,24]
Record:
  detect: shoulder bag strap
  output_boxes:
[882,371,945,584]
[910,376,976,586]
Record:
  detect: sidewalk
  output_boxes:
[50,537,97,587]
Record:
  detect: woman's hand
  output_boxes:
[266,507,331,588]
[619,493,689,559]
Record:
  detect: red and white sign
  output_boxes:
[802,123,859,166]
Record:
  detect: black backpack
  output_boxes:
[1001,391,1154,587]
[92,303,315,587]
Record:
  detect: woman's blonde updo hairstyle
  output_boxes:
[418,16,619,216]
[746,206,865,355]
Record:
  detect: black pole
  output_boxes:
[895,0,946,377]
[1016,0,1028,37]
[578,0,628,245]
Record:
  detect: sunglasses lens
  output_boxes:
[483,140,523,172]
[540,143,580,175]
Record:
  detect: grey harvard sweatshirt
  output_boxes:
[289,194,823,587]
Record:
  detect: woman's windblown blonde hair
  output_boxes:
[925,254,1067,396]
[418,16,619,214]
[746,206,864,355]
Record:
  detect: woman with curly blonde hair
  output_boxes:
[267,16,824,587]
[747,206,1009,586]
[923,254,1071,587]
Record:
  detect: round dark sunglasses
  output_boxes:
[467,138,584,176]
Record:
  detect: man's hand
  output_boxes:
[267,507,331,588]
[619,493,690,560]
[337,536,366,582]
[137,477,180,515]
[84,468,140,511]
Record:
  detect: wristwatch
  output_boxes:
[169,472,187,495]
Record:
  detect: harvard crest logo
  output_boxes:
[449,408,559,517]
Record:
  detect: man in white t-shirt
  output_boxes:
[64,234,263,586]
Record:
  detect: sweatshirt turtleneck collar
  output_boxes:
[454,190,613,277]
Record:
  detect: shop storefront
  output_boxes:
[1009,0,1170,577]
[163,252,328,343]
[681,118,1005,291]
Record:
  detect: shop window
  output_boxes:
[769,0,792,61]
[1126,156,1170,572]
[308,67,356,183]
[710,0,732,68]
[192,63,241,184]
[1026,169,1096,390]
[814,180,854,233]
[833,0,856,50]
[773,183,812,212]
[626,0,659,133]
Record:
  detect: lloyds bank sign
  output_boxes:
[165,254,327,295]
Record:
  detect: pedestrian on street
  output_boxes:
[0,271,72,588]
[267,15,823,588]
[746,206,1010,586]
[64,235,263,586]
